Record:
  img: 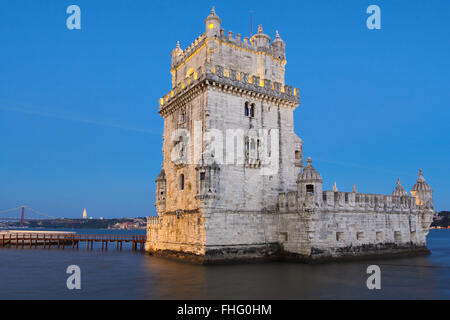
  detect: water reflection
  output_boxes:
[0,230,448,299]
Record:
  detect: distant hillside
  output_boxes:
[431,211,450,228]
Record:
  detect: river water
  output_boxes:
[0,228,449,299]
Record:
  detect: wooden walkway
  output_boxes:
[0,232,146,251]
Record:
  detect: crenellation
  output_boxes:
[278,186,431,217]
[160,63,299,112]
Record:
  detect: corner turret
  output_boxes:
[411,169,433,209]
[171,41,183,69]
[271,30,286,60]
[205,7,221,37]
[155,169,166,215]
[297,157,323,207]
[392,178,409,197]
[250,25,271,48]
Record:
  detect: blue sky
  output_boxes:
[0,0,449,218]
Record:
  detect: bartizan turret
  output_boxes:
[297,157,323,209]
[411,169,433,210]
[271,30,286,60]
[250,25,271,48]
[392,178,409,197]
[155,169,166,215]
[205,6,221,37]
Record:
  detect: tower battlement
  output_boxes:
[279,190,426,214]
[169,7,288,93]
[159,63,299,113]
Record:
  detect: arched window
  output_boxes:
[250,103,255,117]
[244,102,249,116]
[179,108,186,123]
[306,184,314,194]
[179,174,185,190]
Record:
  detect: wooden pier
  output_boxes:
[0,231,146,251]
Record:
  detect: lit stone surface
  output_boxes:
[146,8,435,263]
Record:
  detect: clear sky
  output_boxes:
[1,0,449,218]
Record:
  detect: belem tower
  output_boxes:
[145,8,435,263]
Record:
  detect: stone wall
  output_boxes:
[277,210,433,261]
[205,87,301,212]
[146,213,206,260]
[159,88,207,214]
[146,207,433,263]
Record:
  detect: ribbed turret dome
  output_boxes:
[250,25,271,47]
[412,169,431,191]
[392,178,409,197]
[205,6,221,24]
[272,30,285,46]
[297,157,322,183]
[171,41,183,56]
[156,169,166,182]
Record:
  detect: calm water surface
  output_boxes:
[0,228,449,299]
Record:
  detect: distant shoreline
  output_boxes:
[431,211,450,229]
[0,217,147,230]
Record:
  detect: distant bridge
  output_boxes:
[0,206,57,227]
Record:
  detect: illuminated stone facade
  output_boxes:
[145,8,435,263]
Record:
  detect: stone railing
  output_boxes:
[147,216,161,225]
[278,190,423,213]
[159,64,300,111]
[321,191,418,212]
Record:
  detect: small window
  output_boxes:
[179,174,185,190]
[336,232,344,242]
[394,231,401,242]
[244,102,249,117]
[179,109,186,124]
[250,104,255,117]
[200,172,205,180]
[345,193,349,203]
[279,232,288,242]
[295,150,301,159]
[306,184,314,194]
[357,232,365,241]
[376,231,383,241]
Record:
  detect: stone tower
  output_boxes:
[147,8,301,261]
[146,8,435,263]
